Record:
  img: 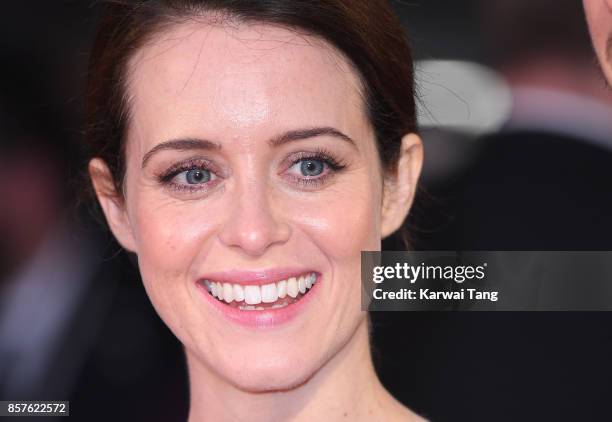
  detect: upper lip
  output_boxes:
[198,267,317,286]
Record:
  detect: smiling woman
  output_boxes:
[85,1,423,421]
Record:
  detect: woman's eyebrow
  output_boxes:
[141,138,221,168]
[269,127,357,148]
[142,127,357,168]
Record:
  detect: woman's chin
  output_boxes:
[228,366,316,393]
[229,369,313,393]
[211,351,322,393]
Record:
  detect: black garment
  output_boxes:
[377,131,612,422]
[0,237,189,422]
[453,130,612,251]
[63,249,189,422]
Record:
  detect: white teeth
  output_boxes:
[277,280,287,298]
[261,283,279,303]
[287,277,299,298]
[223,283,233,303]
[205,272,317,306]
[298,276,306,294]
[308,273,317,287]
[233,284,245,302]
[244,285,262,305]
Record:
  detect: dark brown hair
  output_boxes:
[85,0,417,243]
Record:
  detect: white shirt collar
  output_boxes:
[506,86,612,151]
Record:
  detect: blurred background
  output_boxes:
[0,1,610,421]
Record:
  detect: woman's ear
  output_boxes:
[88,158,137,252]
[381,133,423,239]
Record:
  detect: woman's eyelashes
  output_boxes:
[156,158,221,193]
[283,150,347,188]
[156,150,348,194]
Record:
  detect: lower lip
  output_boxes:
[195,274,320,328]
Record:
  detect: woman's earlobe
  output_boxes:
[381,133,423,239]
[88,158,137,252]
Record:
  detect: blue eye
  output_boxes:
[299,159,325,176]
[184,168,212,184]
[158,159,221,193]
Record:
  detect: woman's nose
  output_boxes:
[217,183,291,257]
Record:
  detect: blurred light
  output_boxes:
[416,60,512,135]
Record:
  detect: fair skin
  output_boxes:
[90,20,423,422]
[584,0,612,84]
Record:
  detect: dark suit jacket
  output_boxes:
[377,130,612,422]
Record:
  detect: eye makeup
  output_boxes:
[154,146,349,194]
[281,146,348,189]
[155,157,223,193]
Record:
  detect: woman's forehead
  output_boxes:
[125,21,369,151]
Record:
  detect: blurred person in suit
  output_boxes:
[0,50,188,421]
[451,0,612,249]
[374,2,612,422]
[0,50,87,399]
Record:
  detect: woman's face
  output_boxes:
[107,21,393,391]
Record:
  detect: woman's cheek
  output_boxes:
[130,199,216,341]
[130,199,219,320]
[134,194,213,258]
[297,183,381,257]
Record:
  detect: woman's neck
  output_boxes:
[186,318,419,422]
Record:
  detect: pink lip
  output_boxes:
[194,268,321,328]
